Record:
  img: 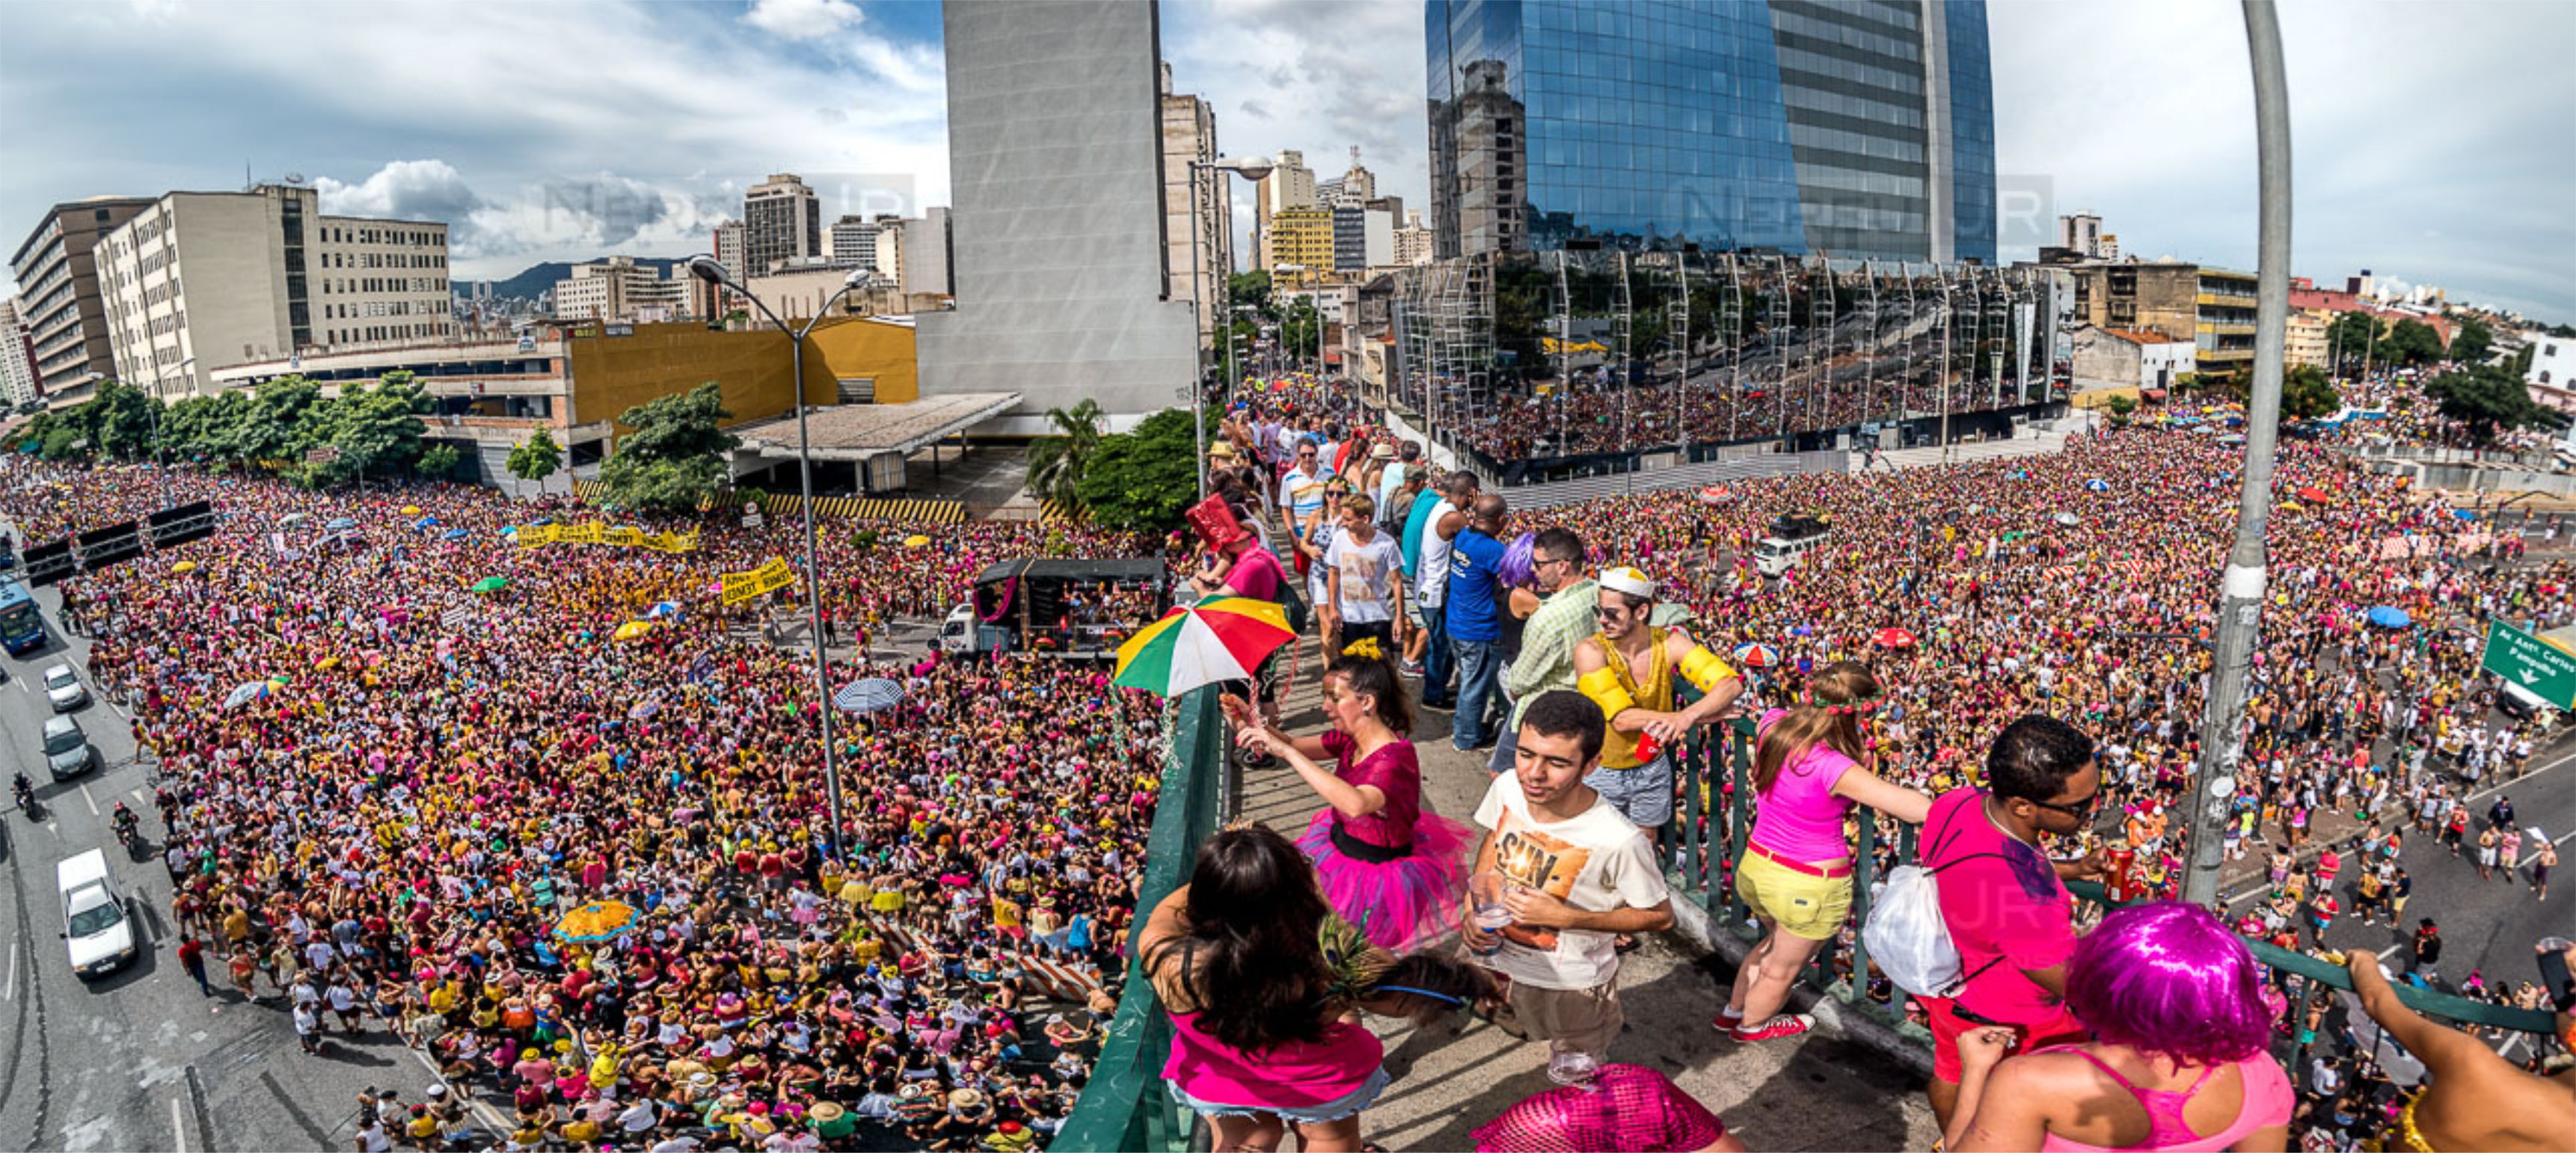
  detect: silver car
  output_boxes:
[43,664,88,712]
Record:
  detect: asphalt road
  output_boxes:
[0,575,457,1152]
[2263,742,2576,1004]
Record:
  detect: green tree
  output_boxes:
[1227,270,1274,318]
[2448,317,2493,365]
[1024,398,1105,511]
[508,425,565,484]
[417,443,463,477]
[1278,297,1322,369]
[2324,313,2380,375]
[2424,364,2569,444]
[2105,393,2139,418]
[2376,319,2444,368]
[598,382,740,513]
[40,426,85,461]
[79,381,164,461]
[2280,363,2342,423]
[1076,408,1209,533]
[318,373,433,480]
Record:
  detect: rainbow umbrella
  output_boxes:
[552,900,640,942]
[1113,597,1295,698]
[1731,642,1781,668]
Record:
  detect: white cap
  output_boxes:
[1599,566,1656,600]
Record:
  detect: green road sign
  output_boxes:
[2480,621,2576,710]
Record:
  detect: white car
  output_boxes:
[43,663,88,712]
[58,849,137,978]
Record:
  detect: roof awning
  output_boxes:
[731,393,1021,462]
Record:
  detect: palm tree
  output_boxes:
[1025,398,1105,512]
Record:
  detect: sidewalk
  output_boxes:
[1240,663,1940,1152]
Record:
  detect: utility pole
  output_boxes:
[2183,0,2293,907]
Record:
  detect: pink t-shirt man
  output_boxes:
[1219,543,1286,603]
[1921,788,2082,1031]
[1749,709,1859,863]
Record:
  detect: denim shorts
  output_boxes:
[1168,1066,1392,1124]
[1585,754,1675,830]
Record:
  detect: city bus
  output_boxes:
[0,578,43,655]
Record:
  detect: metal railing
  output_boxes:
[1667,717,2557,1045]
[1054,687,1228,1153]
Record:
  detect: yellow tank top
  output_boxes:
[1597,627,1674,769]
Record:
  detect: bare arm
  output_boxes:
[1502,889,1675,935]
[1948,1050,2055,1152]
[2346,952,2497,1074]
[1239,728,1387,820]
[1833,757,1934,825]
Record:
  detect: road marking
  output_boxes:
[170,1098,187,1153]
[2465,748,2575,805]
[3,943,15,1003]
[2379,944,2404,959]
[129,790,144,805]
[78,782,97,816]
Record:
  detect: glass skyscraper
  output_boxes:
[1427,0,1998,265]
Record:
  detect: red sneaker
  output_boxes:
[1711,1006,1743,1033]
[1730,1012,1814,1042]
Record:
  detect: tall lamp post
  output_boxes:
[1186,156,1275,502]
[141,354,194,510]
[686,256,886,861]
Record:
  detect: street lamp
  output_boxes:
[687,254,883,861]
[1186,155,1274,501]
[141,354,194,510]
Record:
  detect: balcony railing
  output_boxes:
[1666,718,2554,1045]
[1055,688,1227,1153]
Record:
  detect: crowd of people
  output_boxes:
[5,457,1183,1152]
[4,351,2569,1152]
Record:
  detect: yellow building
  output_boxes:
[2192,266,2259,378]
[1266,207,1337,286]
[567,316,919,437]
[2285,310,2331,370]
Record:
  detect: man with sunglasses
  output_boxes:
[1279,440,1336,581]
[1919,715,2112,1130]
[1568,568,1744,846]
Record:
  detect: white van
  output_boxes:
[58,849,137,978]
[1753,513,1834,579]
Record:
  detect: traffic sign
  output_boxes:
[2480,621,2576,710]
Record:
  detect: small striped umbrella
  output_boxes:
[1113,597,1295,698]
[1731,642,1782,668]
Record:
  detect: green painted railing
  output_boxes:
[1053,687,1227,1153]
[1669,717,2555,1043]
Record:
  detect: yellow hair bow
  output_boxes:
[1341,637,1385,661]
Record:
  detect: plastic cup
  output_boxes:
[1546,1042,1600,1088]
[1468,873,1512,932]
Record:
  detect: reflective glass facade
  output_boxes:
[1427,0,1996,265]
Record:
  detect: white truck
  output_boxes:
[1752,512,1833,579]
[58,849,138,979]
[936,557,1171,659]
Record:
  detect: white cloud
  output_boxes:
[315,159,483,223]
[743,0,863,41]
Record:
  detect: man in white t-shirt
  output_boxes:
[1325,493,1405,657]
[1465,689,1675,1064]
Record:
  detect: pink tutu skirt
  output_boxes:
[1294,808,1476,951]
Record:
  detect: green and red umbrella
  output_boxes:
[1113,597,1296,698]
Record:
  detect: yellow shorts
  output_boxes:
[1735,849,1854,941]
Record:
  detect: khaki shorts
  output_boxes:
[1508,977,1623,1060]
[1735,849,1854,941]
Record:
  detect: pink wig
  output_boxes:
[2065,902,2272,1066]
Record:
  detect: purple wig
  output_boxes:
[2065,902,2272,1067]
[1497,532,1538,589]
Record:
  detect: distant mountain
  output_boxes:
[458,257,685,302]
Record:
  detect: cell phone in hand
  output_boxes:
[2539,938,2575,1013]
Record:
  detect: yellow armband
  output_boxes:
[1577,667,1639,719]
[1679,646,1737,694]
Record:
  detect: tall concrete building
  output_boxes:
[1317,149,1376,209]
[743,173,822,276]
[2058,212,2106,258]
[916,0,1197,424]
[827,215,883,271]
[0,298,40,408]
[552,256,692,323]
[898,207,952,297]
[1426,0,1999,262]
[1161,60,1232,343]
[95,183,452,395]
[10,197,153,396]
[1254,150,1318,271]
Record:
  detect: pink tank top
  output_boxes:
[1162,1009,1382,1109]
[1748,710,1857,864]
[2035,1048,2295,1152]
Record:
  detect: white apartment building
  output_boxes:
[827,216,881,271]
[2525,329,2574,414]
[0,298,40,407]
[551,256,691,324]
[743,173,821,276]
[96,183,451,396]
[1393,210,1435,267]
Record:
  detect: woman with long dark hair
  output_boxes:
[1717,661,1932,1043]
[1141,825,1488,1152]
[1228,648,1473,951]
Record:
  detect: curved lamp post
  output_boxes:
[686,255,887,860]
[1187,155,1273,501]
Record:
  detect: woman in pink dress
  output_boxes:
[1945,902,2295,1152]
[1227,649,1473,951]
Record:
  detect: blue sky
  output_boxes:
[4,0,2569,320]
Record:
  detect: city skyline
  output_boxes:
[3,0,2570,319]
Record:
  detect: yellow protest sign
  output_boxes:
[603,526,644,549]
[515,524,559,548]
[720,557,797,604]
[557,523,604,546]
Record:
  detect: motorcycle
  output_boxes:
[13,781,39,821]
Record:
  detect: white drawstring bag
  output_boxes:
[1862,862,1969,998]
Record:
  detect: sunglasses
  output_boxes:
[2028,788,2103,818]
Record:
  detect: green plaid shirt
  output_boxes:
[1504,578,1599,725]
